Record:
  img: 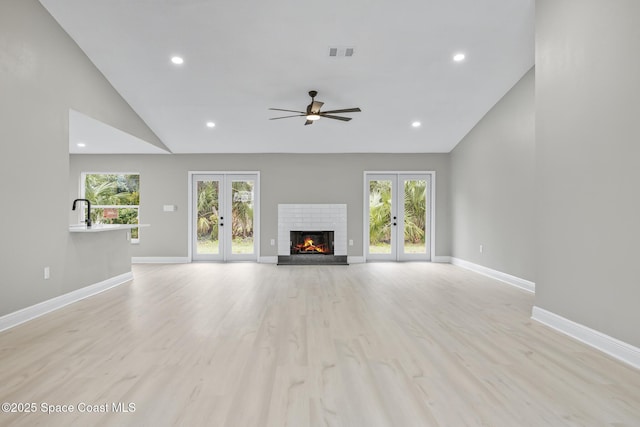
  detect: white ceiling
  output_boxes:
[69,109,169,154]
[41,0,534,154]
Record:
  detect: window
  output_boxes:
[81,173,140,242]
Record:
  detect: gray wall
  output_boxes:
[0,0,162,317]
[536,0,640,346]
[451,69,535,281]
[69,154,451,259]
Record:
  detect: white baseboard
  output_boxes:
[432,256,451,263]
[132,257,189,264]
[0,271,133,333]
[532,306,640,370]
[450,257,535,293]
[348,256,365,264]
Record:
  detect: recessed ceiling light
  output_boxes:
[412,121,421,128]
[77,142,86,147]
[453,53,465,62]
[206,121,215,128]
[171,56,184,65]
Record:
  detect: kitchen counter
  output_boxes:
[69,224,150,233]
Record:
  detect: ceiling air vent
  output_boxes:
[329,46,355,57]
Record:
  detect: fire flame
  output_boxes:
[294,237,328,253]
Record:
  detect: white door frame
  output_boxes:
[188,171,260,262]
[363,171,435,262]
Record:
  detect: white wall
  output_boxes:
[69,153,451,259]
[0,0,163,317]
[536,0,640,347]
[451,69,535,281]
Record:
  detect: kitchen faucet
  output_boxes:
[72,199,92,227]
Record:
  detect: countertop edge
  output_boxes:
[69,224,150,233]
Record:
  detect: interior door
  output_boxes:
[192,173,258,261]
[366,173,431,261]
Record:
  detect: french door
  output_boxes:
[366,173,432,261]
[192,173,258,261]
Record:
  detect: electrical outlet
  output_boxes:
[270,239,275,246]
[349,239,354,246]
[44,267,50,280]
[479,244,483,254]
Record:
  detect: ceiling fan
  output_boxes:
[269,90,361,125]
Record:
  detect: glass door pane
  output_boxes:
[193,175,223,261]
[197,180,220,254]
[367,176,396,260]
[230,179,255,255]
[398,174,431,261]
[402,179,427,255]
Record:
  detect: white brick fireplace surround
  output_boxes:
[278,204,347,256]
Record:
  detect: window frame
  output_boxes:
[79,172,141,244]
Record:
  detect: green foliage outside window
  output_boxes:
[369,179,426,250]
[369,180,392,245]
[196,181,254,243]
[84,174,140,239]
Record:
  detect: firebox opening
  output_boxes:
[290,231,334,255]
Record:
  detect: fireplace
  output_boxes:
[277,204,348,265]
[290,231,334,255]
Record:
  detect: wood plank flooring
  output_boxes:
[0,262,639,426]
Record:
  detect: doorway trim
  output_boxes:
[188,171,260,262]
[363,171,436,262]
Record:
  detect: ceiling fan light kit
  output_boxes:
[269,90,361,125]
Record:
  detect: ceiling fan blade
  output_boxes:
[311,101,324,113]
[320,114,352,122]
[304,120,314,126]
[269,114,306,120]
[320,107,361,114]
[269,108,306,114]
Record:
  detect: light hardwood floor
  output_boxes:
[0,263,639,426]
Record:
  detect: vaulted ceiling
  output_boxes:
[41,0,534,154]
